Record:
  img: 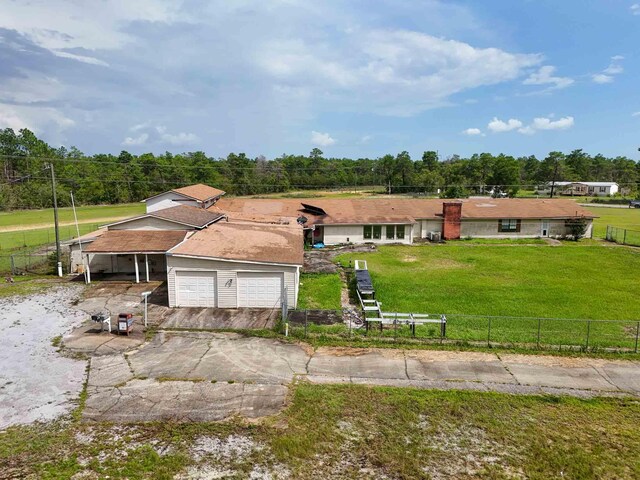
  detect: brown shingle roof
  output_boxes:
[84,230,188,253]
[170,222,303,265]
[151,205,223,227]
[213,197,596,226]
[172,184,225,202]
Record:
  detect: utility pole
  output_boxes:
[549,159,560,199]
[48,163,62,277]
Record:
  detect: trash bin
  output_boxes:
[118,313,133,335]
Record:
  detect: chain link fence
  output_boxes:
[606,225,640,247]
[283,309,640,353]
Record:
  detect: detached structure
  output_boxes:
[538,181,619,197]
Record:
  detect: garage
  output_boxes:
[176,271,217,307]
[237,272,283,308]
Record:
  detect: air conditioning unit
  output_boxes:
[428,231,441,242]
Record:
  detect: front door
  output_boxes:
[541,221,549,237]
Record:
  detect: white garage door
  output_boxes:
[237,272,283,308]
[176,271,216,307]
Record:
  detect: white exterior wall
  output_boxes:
[146,192,200,213]
[166,255,299,308]
[415,219,443,239]
[459,218,593,238]
[108,216,193,231]
[321,224,413,245]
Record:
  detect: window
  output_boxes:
[499,219,520,232]
[599,186,606,193]
[386,225,395,239]
[396,225,405,239]
[363,225,372,239]
[373,225,382,239]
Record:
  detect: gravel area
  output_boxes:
[0,285,88,429]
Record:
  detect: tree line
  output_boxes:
[0,128,638,210]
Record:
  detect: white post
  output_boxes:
[134,253,139,283]
[144,294,148,327]
[145,254,149,282]
[85,254,91,284]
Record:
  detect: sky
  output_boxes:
[0,0,638,160]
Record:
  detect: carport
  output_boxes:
[82,230,188,283]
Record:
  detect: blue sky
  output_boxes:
[0,0,638,160]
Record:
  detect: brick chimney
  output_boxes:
[442,202,462,240]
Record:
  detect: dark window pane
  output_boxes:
[364,225,372,239]
[386,226,395,239]
[396,225,405,239]
[373,225,382,239]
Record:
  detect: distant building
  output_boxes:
[538,181,619,197]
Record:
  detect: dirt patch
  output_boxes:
[427,258,469,269]
[304,244,377,273]
[315,346,372,357]
[420,419,524,479]
[407,350,498,362]
[402,255,418,262]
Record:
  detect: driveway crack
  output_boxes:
[496,354,520,385]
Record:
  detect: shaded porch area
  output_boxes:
[81,230,188,284]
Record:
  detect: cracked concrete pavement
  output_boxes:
[84,331,640,423]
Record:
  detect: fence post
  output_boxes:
[304,310,308,338]
[537,318,541,348]
[487,317,492,347]
[10,255,15,276]
[623,229,627,245]
[348,310,352,339]
[635,322,639,354]
[585,320,591,350]
[394,312,398,342]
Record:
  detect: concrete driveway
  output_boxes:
[84,331,640,423]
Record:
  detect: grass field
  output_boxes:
[324,244,640,349]
[587,205,640,238]
[3,384,640,479]
[298,273,342,310]
[0,203,144,229]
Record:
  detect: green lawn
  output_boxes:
[3,384,640,479]
[332,244,640,349]
[298,273,342,310]
[587,205,640,238]
[0,203,144,229]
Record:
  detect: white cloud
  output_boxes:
[359,135,372,144]
[462,128,483,136]
[122,133,149,146]
[632,111,640,117]
[593,56,624,83]
[0,103,74,138]
[259,29,542,116]
[631,4,640,15]
[517,126,536,135]
[487,117,523,133]
[311,131,336,147]
[592,73,613,84]
[531,116,574,130]
[52,51,109,67]
[523,65,574,89]
[160,131,199,146]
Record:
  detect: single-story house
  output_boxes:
[538,182,619,197]
[212,197,596,243]
[143,183,226,213]
[65,183,596,310]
